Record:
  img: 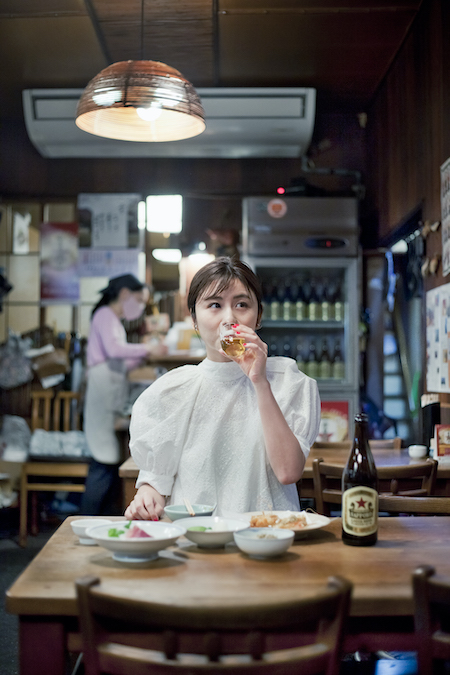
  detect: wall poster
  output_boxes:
[77,193,141,249]
[441,158,450,276]
[40,222,79,302]
[317,400,349,441]
[426,283,450,393]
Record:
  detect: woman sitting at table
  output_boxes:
[125,257,320,520]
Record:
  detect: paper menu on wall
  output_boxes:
[441,157,450,277]
[426,283,450,393]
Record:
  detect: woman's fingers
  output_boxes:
[125,494,161,521]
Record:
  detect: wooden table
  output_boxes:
[6,515,450,674]
[119,448,450,508]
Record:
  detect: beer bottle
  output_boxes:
[318,338,332,379]
[342,413,378,546]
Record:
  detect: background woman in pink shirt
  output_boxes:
[81,274,164,515]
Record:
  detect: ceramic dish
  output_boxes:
[176,516,248,548]
[241,511,331,540]
[70,518,112,545]
[164,503,215,521]
[85,520,186,562]
[234,527,294,558]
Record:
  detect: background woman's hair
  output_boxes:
[91,274,145,317]
[187,256,263,321]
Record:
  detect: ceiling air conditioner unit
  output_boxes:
[22,88,315,159]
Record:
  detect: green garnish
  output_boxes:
[124,521,132,529]
[108,528,125,538]
[188,526,212,532]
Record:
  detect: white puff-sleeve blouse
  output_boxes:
[130,356,321,515]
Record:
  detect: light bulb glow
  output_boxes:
[136,104,163,121]
[146,195,183,233]
[152,248,182,263]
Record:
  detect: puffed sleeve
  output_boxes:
[268,358,321,459]
[129,365,199,496]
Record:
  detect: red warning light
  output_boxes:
[326,240,332,247]
[277,187,286,195]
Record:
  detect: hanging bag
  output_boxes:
[0,330,34,389]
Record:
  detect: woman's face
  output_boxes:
[194,279,259,362]
[120,287,149,321]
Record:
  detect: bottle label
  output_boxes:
[342,486,378,536]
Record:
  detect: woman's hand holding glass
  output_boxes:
[220,323,268,383]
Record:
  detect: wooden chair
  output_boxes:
[75,574,352,675]
[413,565,450,672]
[312,438,402,452]
[312,458,438,516]
[378,496,450,515]
[19,390,88,547]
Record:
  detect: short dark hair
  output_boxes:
[187,257,263,323]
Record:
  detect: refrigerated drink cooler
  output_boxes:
[243,196,360,441]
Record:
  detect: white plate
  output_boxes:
[241,511,331,539]
[86,521,186,561]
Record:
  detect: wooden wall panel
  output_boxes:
[367,0,444,241]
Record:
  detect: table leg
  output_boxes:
[19,618,66,675]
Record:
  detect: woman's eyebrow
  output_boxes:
[201,292,251,303]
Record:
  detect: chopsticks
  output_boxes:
[184,497,196,517]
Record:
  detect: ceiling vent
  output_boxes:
[22,87,315,159]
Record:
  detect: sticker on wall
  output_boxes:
[13,212,31,254]
[267,198,288,219]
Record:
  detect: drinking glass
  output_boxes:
[219,323,245,357]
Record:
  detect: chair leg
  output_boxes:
[31,491,39,536]
[19,468,28,547]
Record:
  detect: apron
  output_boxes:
[84,360,128,464]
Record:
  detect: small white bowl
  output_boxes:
[164,504,215,521]
[71,518,112,545]
[176,516,248,548]
[86,521,186,562]
[408,444,428,459]
[234,528,295,558]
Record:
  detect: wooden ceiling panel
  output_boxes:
[0,0,87,17]
[219,0,421,10]
[218,9,418,105]
[92,0,212,23]
[0,0,423,124]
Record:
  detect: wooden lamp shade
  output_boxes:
[76,60,205,142]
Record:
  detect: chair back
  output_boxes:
[413,565,450,672]
[312,438,402,452]
[312,458,438,516]
[76,574,352,675]
[30,390,80,431]
[378,496,450,514]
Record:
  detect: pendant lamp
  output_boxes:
[76,59,206,142]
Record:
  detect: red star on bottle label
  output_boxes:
[356,497,367,508]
